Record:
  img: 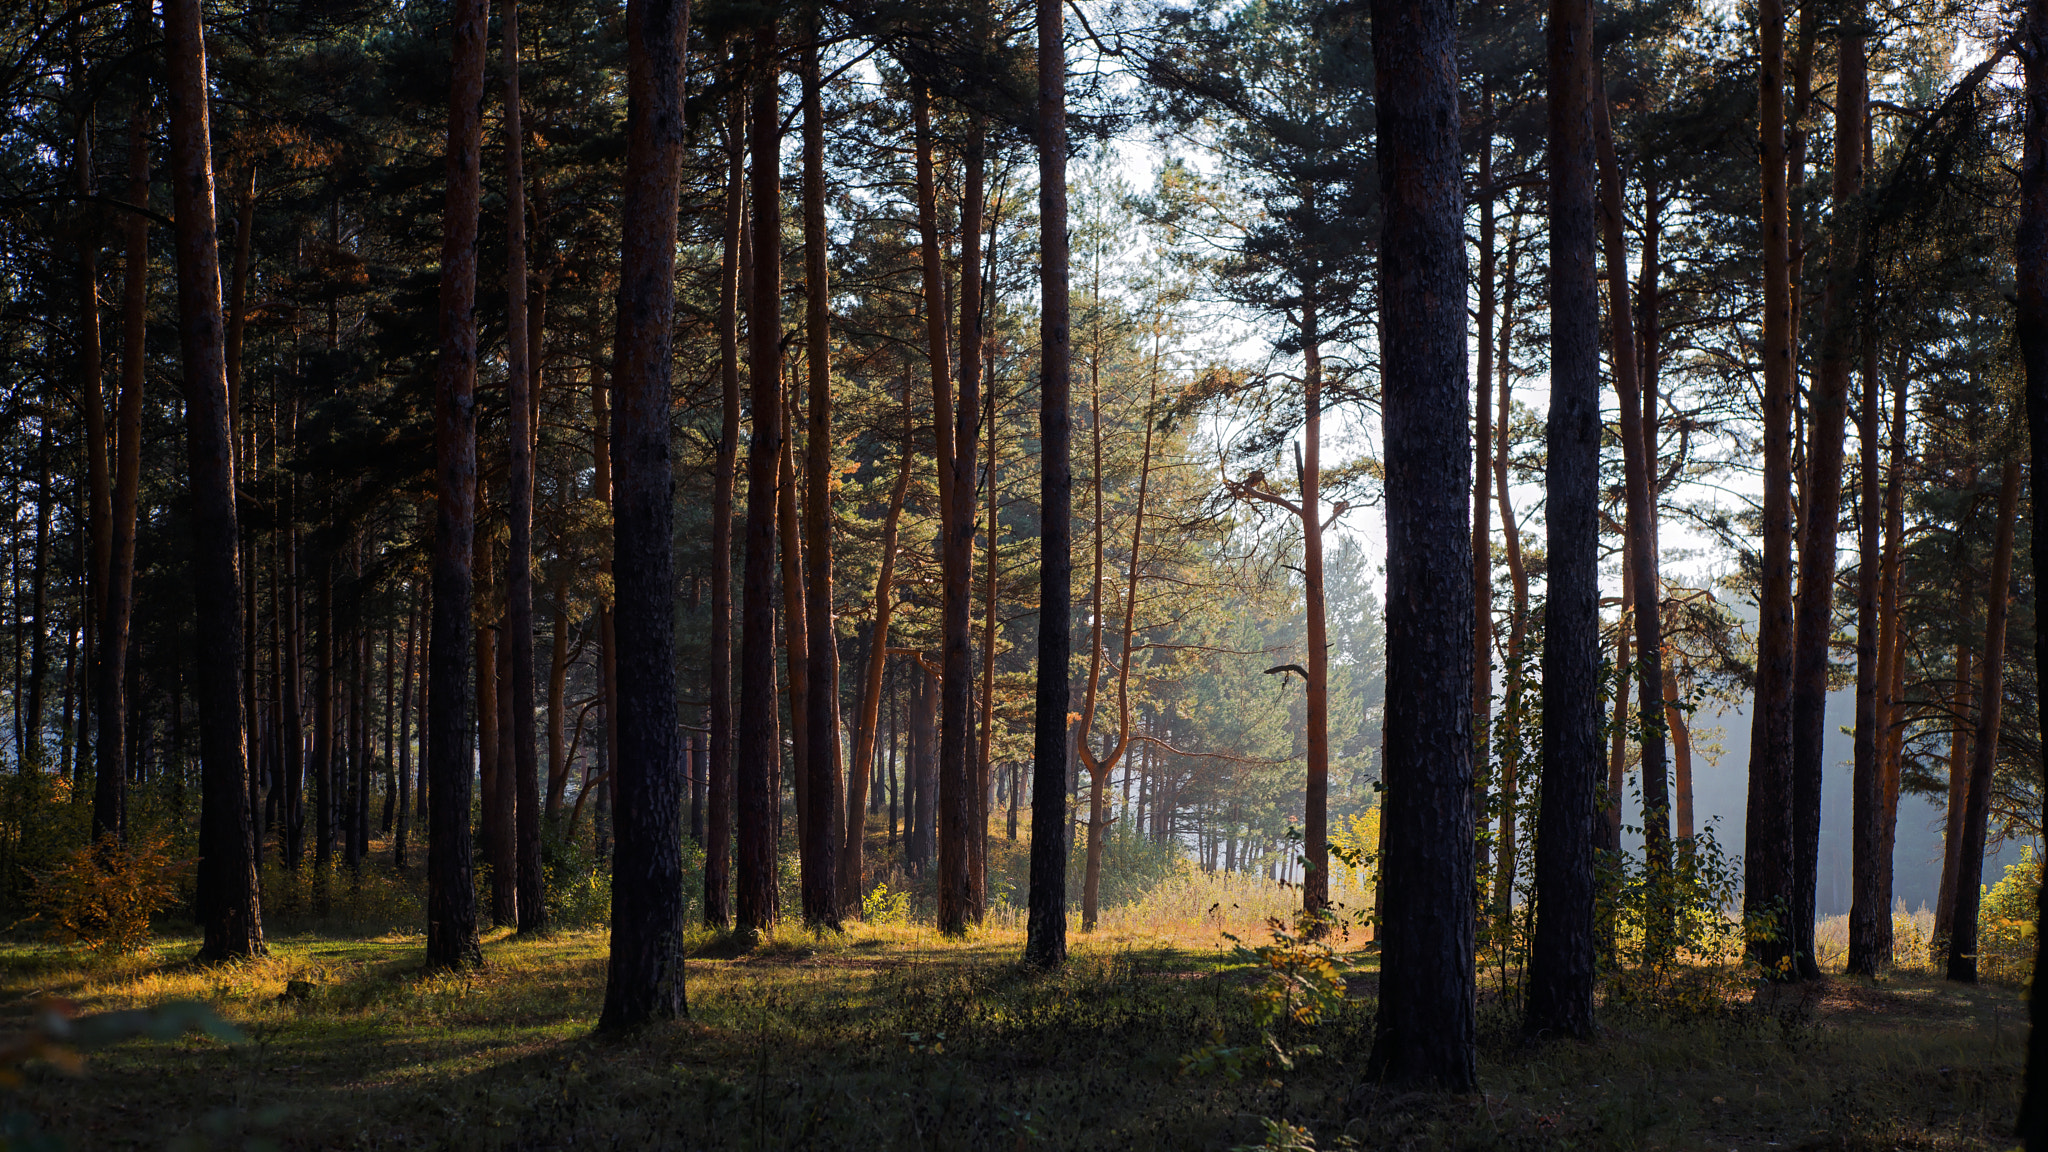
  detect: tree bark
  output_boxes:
[426,0,488,971]
[1024,0,1072,970]
[799,27,840,931]
[597,0,692,1029]
[1947,459,2021,983]
[1367,0,1475,1087]
[100,43,148,844]
[778,384,811,866]
[1492,223,1527,919]
[736,19,783,940]
[165,0,263,960]
[1595,73,1672,951]
[964,115,992,921]
[501,0,545,936]
[704,52,743,930]
[1472,109,1495,895]
[396,588,418,869]
[75,51,115,845]
[1746,0,1800,979]
[1788,9,1865,979]
[1526,0,1600,1041]
[841,393,914,912]
[2015,0,2048,1131]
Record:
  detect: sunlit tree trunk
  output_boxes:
[736,19,784,940]
[799,26,840,930]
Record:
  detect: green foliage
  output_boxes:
[1976,847,2040,985]
[1184,908,1349,1079]
[30,832,189,956]
[861,882,910,925]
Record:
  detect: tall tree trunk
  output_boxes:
[75,53,115,845]
[964,115,992,920]
[1947,458,2021,983]
[491,610,516,921]
[1492,224,1527,919]
[778,386,811,861]
[1526,0,1600,1041]
[910,83,975,937]
[799,27,840,931]
[26,426,53,772]
[99,48,148,842]
[1472,110,1495,896]
[598,0,692,1029]
[736,19,783,940]
[704,54,743,930]
[426,0,488,971]
[502,0,545,936]
[397,589,418,869]
[546,579,570,817]
[1848,335,1888,974]
[1595,73,1672,953]
[164,0,263,960]
[1746,0,1800,979]
[1024,0,1072,970]
[1300,334,1331,916]
[1935,607,1976,953]
[841,393,914,912]
[314,560,336,907]
[2014,0,2048,1128]
[1367,0,1475,1088]
[1788,10,1865,980]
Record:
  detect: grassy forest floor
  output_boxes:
[0,913,2026,1151]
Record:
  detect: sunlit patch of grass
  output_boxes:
[0,890,2025,1150]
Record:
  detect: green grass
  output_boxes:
[0,912,2026,1151]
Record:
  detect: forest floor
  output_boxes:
[0,919,2025,1151]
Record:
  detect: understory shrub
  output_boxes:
[31,831,189,955]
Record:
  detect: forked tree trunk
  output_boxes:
[1947,459,2021,983]
[1367,0,1475,1087]
[166,0,263,960]
[910,84,975,937]
[1746,0,1801,980]
[425,0,488,971]
[1595,75,1671,954]
[1024,0,1073,970]
[736,19,783,940]
[597,0,692,1031]
[1788,7,1865,979]
[1526,0,1600,1041]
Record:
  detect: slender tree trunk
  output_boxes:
[799,27,839,930]
[736,19,783,940]
[546,580,570,818]
[1947,459,2022,983]
[1472,111,1495,895]
[490,610,516,921]
[841,396,914,912]
[1526,0,1600,1041]
[1746,0,1800,979]
[75,59,115,845]
[778,385,811,858]
[1367,0,1475,1087]
[1595,75,1672,952]
[397,589,418,869]
[2014,0,2048,1128]
[426,0,488,971]
[1787,12,1865,979]
[501,0,545,936]
[25,426,53,772]
[99,52,149,845]
[163,0,263,959]
[1492,226,1527,919]
[964,116,992,919]
[1935,615,1976,954]
[1024,0,1073,970]
[1848,337,1888,974]
[598,0,692,1029]
[1300,335,1331,916]
[314,560,336,907]
[704,55,742,930]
